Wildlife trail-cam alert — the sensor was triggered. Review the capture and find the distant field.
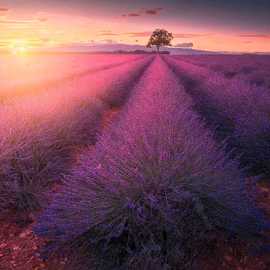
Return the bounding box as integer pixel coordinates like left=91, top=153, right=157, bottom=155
left=0, top=54, right=270, bottom=270
left=174, top=54, right=270, bottom=88
left=0, top=53, right=142, bottom=100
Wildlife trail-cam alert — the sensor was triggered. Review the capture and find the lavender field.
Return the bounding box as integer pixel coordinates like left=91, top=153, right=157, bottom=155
left=1, top=54, right=270, bottom=270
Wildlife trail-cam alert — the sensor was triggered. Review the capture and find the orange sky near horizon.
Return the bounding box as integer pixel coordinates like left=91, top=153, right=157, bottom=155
left=0, top=4, right=269, bottom=53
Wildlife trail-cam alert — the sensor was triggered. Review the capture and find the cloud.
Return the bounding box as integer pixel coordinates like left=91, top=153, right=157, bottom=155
left=125, top=32, right=152, bottom=37
left=0, top=8, right=8, bottom=12
left=38, top=17, right=48, bottom=22
left=174, top=33, right=208, bottom=38
left=125, top=32, right=208, bottom=39
left=40, top=37, right=51, bottom=43
left=239, top=34, right=270, bottom=39
left=122, top=7, right=163, bottom=18
left=144, top=8, right=163, bottom=15
left=174, top=42, right=194, bottom=48
left=98, top=31, right=119, bottom=36
left=0, top=16, right=48, bottom=25
left=127, top=13, right=140, bottom=17
left=122, top=13, right=140, bottom=17
left=0, top=19, right=32, bottom=24
left=101, top=39, right=118, bottom=44
left=0, top=41, right=10, bottom=47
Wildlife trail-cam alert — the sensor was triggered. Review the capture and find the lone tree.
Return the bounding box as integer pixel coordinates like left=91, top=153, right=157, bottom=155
left=147, top=29, right=173, bottom=53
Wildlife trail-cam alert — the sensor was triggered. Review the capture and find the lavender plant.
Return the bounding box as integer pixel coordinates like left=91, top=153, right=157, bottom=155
left=0, top=98, right=106, bottom=218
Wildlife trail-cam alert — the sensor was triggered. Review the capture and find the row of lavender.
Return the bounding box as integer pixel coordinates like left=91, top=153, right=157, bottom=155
left=176, top=55, right=270, bottom=89
left=0, top=56, right=153, bottom=221
left=35, top=57, right=269, bottom=270
left=164, top=56, right=270, bottom=178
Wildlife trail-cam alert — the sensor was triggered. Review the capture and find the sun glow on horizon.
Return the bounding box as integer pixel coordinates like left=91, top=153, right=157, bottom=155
left=9, top=40, right=31, bottom=55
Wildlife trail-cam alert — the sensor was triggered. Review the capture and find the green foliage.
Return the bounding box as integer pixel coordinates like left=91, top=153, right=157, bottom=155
left=147, top=29, right=173, bottom=52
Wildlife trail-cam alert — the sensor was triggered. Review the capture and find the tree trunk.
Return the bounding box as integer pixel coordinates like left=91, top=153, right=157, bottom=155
left=156, top=45, right=160, bottom=53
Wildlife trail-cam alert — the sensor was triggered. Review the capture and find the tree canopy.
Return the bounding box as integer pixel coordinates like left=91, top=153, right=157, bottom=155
left=147, top=29, right=173, bottom=52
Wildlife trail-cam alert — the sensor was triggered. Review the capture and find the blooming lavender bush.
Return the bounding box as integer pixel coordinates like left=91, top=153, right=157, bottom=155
left=35, top=57, right=269, bottom=269
left=0, top=97, right=106, bottom=217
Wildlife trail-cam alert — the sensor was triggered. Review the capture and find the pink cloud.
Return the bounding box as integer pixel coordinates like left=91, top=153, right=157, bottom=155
left=0, top=16, right=48, bottom=25
left=98, top=31, right=119, bottom=36
left=239, top=34, right=270, bottom=39
left=0, top=19, right=32, bottom=24
left=38, top=17, right=48, bottom=22
left=125, top=32, right=152, bottom=37
left=173, top=33, right=207, bottom=38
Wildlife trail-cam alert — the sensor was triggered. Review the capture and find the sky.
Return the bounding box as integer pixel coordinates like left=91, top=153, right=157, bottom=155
left=0, top=0, right=270, bottom=53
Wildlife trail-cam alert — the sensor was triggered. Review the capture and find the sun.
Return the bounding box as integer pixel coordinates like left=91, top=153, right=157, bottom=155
left=9, top=40, right=30, bottom=55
